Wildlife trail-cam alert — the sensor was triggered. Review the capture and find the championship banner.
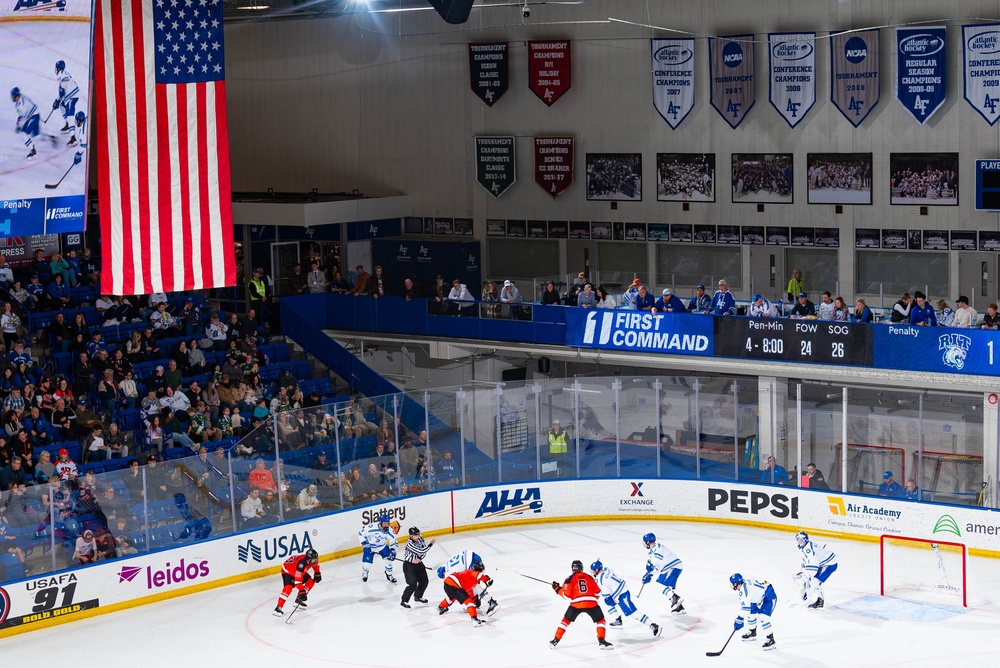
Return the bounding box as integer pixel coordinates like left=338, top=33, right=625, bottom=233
left=534, top=137, right=574, bottom=197
left=528, top=41, right=571, bottom=105
left=896, top=27, right=946, bottom=123
left=963, top=24, right=1000, bottom=126
left=768, top=32, right=815, bottom=128
left=830, top=29, right=880, bottom=126
left=468, top=42, right=509, bottom=107
left=475, top=137, right=515, bottom=198
left=709, top=35, right=755, bottom=128
left=651, top=38, right=695, bottom=129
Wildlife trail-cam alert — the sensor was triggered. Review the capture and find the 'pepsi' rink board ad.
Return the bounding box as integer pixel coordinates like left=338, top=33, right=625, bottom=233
left=0, top=0, right=94, bottom=238
left=564, top=309, right=1000, bottom=377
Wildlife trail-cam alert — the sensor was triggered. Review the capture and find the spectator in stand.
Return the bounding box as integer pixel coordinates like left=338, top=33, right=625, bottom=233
left=710, top=279, right=736, bottom=316
left=577, top=283, right=596, bottom=309
left=46, top=274, right=73, bottom=309
left=816, top=292, right=835, bottom=320
left=33, top=449, right=54, bottom=483
left=687, top=284, right=711, bottom=314
left=369, top=264, right=388, bottom=298
left=139, top=326, right=161, bottom=358
left=801, top=463, right=829, bottom=489
left=878, top=471, right=903, bottom=498
left=621, top=278, right=641, bottom=309
left=187, top=338, right=207, bottom=374
left=328, top=270, right=351, bottom=294
left=49, top=252, right=77, bottom=286
left=74, top=398, right=107, bottom=437
left=634, top=285, right=655, bottom=312
left=150, top=302, right=182, bottom=337
left=595, top=286, right=617, bottom=309
left=401, top=277, right=418, bottom=301
left=909, top=292, right=937, bottom=326
left=249, top=458, right=278, bottom=492
left=178, top=298, right=202, bottom=336
left=288, top=263, right=307, bottom=295
left=499, top=280, right=522, bottom=310
left=349, top=398, right=378, bottom=437
left=297, top=483, right=322, bottom=513
left=144, top=414, right=170, bottom=455
left=786, top=268, right=804, bottom=303
left=0, top=509, right=26, bottom=567
left=51, top=398, right=78, bottom=440
left=448, top=279, right=475, bottom=317
left=982, top=303, right=1000, bottom=330
left=10, top=280, right=35, bottom=314
left=349, top=265, right=371, bottom=295
left=26, top=276, right=45, bottom=309
left=567, top=272, right=588, bottom=306
left=94, top=294, right=112, bottom=320
left=241, top=487, right=267, bottom=527
left=80, top=248, right=100, bottom=287
left=163, top=359, right=183, bottom=391
left=540, top=281, right=562, bottom=306
left=147, top=365, right=167, bottom=398
left=247, top=267, right=269, bottom=324
left=205, top=314, right=229, bottom=351
left=0, top=256, right=13, bottom=290
left=790, top=292, right=816, bottom=318
left=653, top=288, right=684, bottom=314
left=0, top=456, right=26, bottom=489
left=480, top=280, right=500, bottom=318
left=936, top=299, right=955, bottom=327
left=97, top=369, right=121, bottom=416
left=760, top=455, right=788, bottom=485
left=890, top=292, right=913, bottom=323
left=54, top=447, right=78, bottom=480
left=437, top=450, right=459, bottom=488
left=113, top=519, right=137, bottom=557
left=428, top=275, right=449, bottom=314
left=853, top=299, right=873, bottom=323
left=73, top=529, right=98, bottom=564
left=125, top=330, right=145, bottom=362
left=832, top=297, right=850, bottom=322
left=307, top=261, right=327, bottom=294
left=119, top=370, right=138, bottom=409
left=955, top=296, right=978, bottom=328
left=105, top=422, right=127, bottom=459
left=162, top=386, right=191, bottom=413
left=903, top=479, right=921, bottom=501
left=749, top=293, right=779, bottom=318
left=0, top=303, right=19, bottom=351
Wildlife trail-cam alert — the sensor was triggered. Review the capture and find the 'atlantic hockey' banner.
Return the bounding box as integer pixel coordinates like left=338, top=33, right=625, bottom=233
left=468, top=43, right=509, bottom=107
left=534, top=136, right=574, bottom=197
left=768, top=33, right=815, bottom=128
left=475, top=137, right=515, bottom=198
left=528, top=41, right=571, bottom=106
left=896, top=27, right=946, bottom=123
left=830, top=29, right=880, bottom=126
left=963, top=24, right=1000, bottom=126
left=651, top=38, right=695, bottom=129
left=709, top=35, right=755, bottom=128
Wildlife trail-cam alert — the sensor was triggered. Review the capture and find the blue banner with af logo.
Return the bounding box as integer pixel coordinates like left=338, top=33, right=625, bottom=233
left=896, top=27, right=946, bottom=123
left=565, top=309, right=714, bottom=356
left=874, top=325, right=1000, bottom=375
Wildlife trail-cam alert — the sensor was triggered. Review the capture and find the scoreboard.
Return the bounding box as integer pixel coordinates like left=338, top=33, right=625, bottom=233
left=714, top=318, right=873, bottom=366
left=976, top=159, right=1000, bottom=211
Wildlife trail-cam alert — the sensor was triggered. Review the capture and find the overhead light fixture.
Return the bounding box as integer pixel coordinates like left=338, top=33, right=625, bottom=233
left=238, top=3, right=270, bottom=8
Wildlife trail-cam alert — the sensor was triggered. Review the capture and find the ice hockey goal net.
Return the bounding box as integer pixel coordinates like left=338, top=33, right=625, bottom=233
left=880, top=535, right=967, bottom=607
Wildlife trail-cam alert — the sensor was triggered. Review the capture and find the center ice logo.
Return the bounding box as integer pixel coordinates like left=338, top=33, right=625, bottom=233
left=938, top=334, right=970, bottom=370
left=475, top=488, right=543, bottom=519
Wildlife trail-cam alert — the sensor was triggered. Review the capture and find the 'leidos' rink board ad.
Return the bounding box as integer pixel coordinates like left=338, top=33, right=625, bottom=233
left=1, top=479, right=999, bottom=636
left=0, top=0, right=92, bottom=238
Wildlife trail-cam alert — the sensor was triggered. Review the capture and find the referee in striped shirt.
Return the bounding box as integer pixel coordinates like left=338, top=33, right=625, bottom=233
left=400, top=526, right=435, bottom=608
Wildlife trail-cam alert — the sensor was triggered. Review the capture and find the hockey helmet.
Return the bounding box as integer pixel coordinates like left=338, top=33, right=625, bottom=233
left=9, top=87, right=20, bottom=100
left=469, top=550, right=483, bottom=567
left=590, top=559, right=603, bottom=575
left=378, top=513, right=390, bottom=526
left=408, top=526, right=421, bottom=537
left=643, top=532, right=656, bottom=547
left=729, top=573, right=745, bottom=590
left=55, top=60, right=65, bottom=73
left=472, top=560, right=486, bottom=572
left=305, top=548, right=319, bottom=562
left=795, top=531, right=809, bottom=548
left=75, top=111, right=86, bottom=123
left=571, top=559, right=584, bottom=572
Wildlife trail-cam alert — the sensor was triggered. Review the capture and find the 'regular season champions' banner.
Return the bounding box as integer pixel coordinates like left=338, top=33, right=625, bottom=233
left=768, top=33, right=815, bottom=128
left=534, top=136, right=573, bottom=197
left=528, top=41, right=571, bottom=106
left=709, top=35, right=755, bottom=128
left=896, top=27, right=946, bottom=123
left=475, top=136, right=515, bottom=198
left=468, top=42, right=509, bottom=107
left=651, top=38, right=695, bottom=129
left=830, top=29, right=880, bottom=126
left=963, top=24, right=1000, bottom=126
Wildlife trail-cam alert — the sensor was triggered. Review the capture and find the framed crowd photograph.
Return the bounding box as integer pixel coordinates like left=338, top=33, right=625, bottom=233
left=648, top=223, right=669, bottom=241
left=434, top=217, right=454, bottom=235
left=806, top=153, right=872, bottom=204
left=453, top=218, right=473, bottom=236
left=656, top=153, right=716, bottom=202
left=527, top=220, right=547, bottom=238
left=568, top=221, right=590, bottom=239
left=591, top=221, right=612, bottom=239
left=889, top=153, right=959, bottom=206
left=547, top=221, right=568, bottom=238
left=732, top=153, right=793, bottom=204
left=486, top=219, right=507, bottom=237
left=506, top=219, right=527, bottom=237
left=586, top=153, right=642, bottom=201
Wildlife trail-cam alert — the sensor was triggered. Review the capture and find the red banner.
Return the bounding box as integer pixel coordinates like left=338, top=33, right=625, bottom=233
left=528, top=41, right=571, bottom=105
left=534, top=136, right=574, bottom=197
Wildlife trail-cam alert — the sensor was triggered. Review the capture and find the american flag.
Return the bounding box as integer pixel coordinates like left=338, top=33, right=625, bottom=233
left=95, top=0, right=236, bottom=295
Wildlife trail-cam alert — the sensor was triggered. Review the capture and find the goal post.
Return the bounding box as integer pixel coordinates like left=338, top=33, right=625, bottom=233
left=880, top=535, right=967, bottom=607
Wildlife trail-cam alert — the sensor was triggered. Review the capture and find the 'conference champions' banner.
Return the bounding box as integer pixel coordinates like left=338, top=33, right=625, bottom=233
left=475, top=136, right=515, bottom=198
left=963, top=24, right=1000, bottom=126
left=895, top=27, right=946, bottom=123
left=830, top=29, right=880, bottom=126
left=468, top=42, right=509, bottom=107
left=709, top=35, right=755, bottom=128
left=768, top=32, right=816, bottom=127
left=651, top=38, right=695, bottom=129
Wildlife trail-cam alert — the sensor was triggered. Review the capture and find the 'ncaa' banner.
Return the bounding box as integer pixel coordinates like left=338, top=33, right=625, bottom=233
left=830, top=29, right=880, bottom=126
left=468, top=43, right=509, bottom=107
left=565, top=309, right=713, bottom=356
left=895, top=27, right=946, bottom=123
left=709, top=35, right=755, bottom=128
left=528, top=41, right=571, bottom=105
left=651, top=38, right=695, bottom=129
left=768, top=32, right=816, bottom=128
left=963, top=24, right=1000, bottom=125
left=534, top=137, right=574, bottom=197
left=475, top=137, right=515, bottom=198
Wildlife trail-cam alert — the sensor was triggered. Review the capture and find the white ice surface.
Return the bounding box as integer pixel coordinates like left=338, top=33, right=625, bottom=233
left=3, top=520, right=1000, bottom=666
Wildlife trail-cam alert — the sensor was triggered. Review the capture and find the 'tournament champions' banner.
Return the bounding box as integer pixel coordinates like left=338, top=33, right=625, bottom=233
left=651, top=38, right=695, bottom=129
left=534, top=136, right=574, bottom=197
left=468, top=42, right=509, bottom=107
left=709, top=35, right=755, bottom=128
left=963, top=24, right=1000, bottom=125
left=528, top=41, right=571, bottom=105
left=768, top=32, right=815, bottom=128
left=475, top=136, right=515, bottom=198
left=895, top=27, right=946, bottom=123
left=830, top=29, right=880, bottom=126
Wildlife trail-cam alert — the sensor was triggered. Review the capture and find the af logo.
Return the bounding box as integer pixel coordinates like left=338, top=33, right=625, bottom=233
left=666, top=101, right=681, bottom=119
left=913, top=96, right=929, bottom=116
left=848, top=96, right=866, bottom=116
left=984, top=93, right=1000, bottom=115
left=726, top=100, right=742, bottom=118
left=786, top=99, right=801, bottom=117
left=938, top=333, right=971, bottom=371
left=397, top=245, right=409, bottom=257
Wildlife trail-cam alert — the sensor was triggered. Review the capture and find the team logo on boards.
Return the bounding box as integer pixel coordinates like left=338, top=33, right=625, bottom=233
left=475, top=487, right=543, bottom=519
left=932, top=514, right=962, bottom=537
left=938, top=334, right=970, bottom=371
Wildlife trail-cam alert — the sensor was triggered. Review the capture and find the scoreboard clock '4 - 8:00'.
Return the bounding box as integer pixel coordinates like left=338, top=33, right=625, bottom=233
left=714, top=318, right=874, bottom=366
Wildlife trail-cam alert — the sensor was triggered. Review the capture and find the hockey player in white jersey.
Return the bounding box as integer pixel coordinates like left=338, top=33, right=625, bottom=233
left=358, top=513, right=400, bottom=583
left=436, top=549, right=498, bottom=616
left=590, top=560, right=661, bottom=637
left=53, top=60, right=80, bottom=133
left=641, top=532, right=686, bottom=614
left=10, top=87, right=40, bottom=161
left=731, top=573, right=777, bottom=651
left=794, top=531, right=838, bottom=609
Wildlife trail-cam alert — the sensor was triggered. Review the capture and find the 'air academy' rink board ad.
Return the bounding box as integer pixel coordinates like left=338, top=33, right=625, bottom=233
left=0, top=0, right=92, bottom=238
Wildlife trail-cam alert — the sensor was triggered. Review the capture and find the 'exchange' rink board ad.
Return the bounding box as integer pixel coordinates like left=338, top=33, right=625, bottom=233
left=0, top=0, right=92, bottom=237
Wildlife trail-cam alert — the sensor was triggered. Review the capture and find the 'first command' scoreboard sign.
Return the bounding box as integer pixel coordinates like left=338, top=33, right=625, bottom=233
left=976, top=158, right=1000, bottom=210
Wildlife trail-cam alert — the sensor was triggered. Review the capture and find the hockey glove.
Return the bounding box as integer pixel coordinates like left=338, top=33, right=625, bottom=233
left=604, top=596, right=615, bottom=607
left=734, top=616, right=744, bottom=631
left=387, top=549, right=396, bottom=561
left=437, top=566, right=446, bottom=579
left=474, top=596, right=482, bottom=608
left=641, top=572, right=652, bottom=584
left=73, top=152, right=82, bottom=165
left=53, top=99, right=61, bottom=110
left=484, top=577, right=493, bottom=588
left=362, top=546, right=373, bottom=561
left=551, top=581, right=561, bottom=593
left=313, top=573, right=322, bottom=583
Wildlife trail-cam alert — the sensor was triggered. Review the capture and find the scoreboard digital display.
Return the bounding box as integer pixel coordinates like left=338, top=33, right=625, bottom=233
left=714, top=318, right=874, bottom=366
left=976, top=159, right=1000, bottom=211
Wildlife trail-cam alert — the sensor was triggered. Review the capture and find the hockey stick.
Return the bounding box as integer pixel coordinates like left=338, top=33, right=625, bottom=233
left=284, top=603, right=301, bottom=624
left=45, top=160, right=76, bottom=190
left=515, top=571, right=552, bottom=586
left=637, top=582, right=646, bottom=598
left=706, top=629, right=737, bottom=657
left=44, top=107, right=56, bottom=124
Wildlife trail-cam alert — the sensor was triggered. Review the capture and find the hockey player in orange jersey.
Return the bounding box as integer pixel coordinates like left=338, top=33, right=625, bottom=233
left=273, top=548, right=321, bottom=616
left=438, top=560, right=492, bottom=627
left=549, top=559, right=613, bottom=650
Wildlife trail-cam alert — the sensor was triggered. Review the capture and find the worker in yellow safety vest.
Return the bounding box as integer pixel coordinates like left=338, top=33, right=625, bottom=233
left=547, top=419, right=568, bottom=456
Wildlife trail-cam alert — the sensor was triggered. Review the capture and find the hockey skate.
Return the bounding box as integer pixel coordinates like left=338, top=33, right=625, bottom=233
left=438, top=605, right=449, bottom=615
left=272, top=606, right=283, bottom=617
left=670, top=594, right=686, bottom=615
left=608, top=615, right=623, bottom=627
left=598, top=638, right=614, bottom=651
left=650, top=623, right=662, bottom=638
left=762, top=634, right=776, bottom=651
left=26, top=147, right=36, bottom=161
left=385, top=572, right=397, bottom=583
left=60, top=123, right=70, bottom=133
left=67, top=135, right=77, bottom=147
left=294, top=593, right=308, bottom=607
left=362, top=572, right=369, bottom=582
left=400, top=601, right=411, bottom=609
left=741, top=628, right=757, bottom=642
left=414, top=597, right=429, bottom=603
left=549, top=638, right=560, bottom=649
left=484, top=598, right=500, bottom=617
left=808, top=597, right=824, bottom=609
left=472, top=617, right=486, bottom=628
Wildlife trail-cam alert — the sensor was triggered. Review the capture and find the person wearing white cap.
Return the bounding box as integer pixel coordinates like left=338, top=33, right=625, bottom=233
left=73, top=529, right=98, bottom=564
left=653, top=287, right=685, bottom=314
left=748, top=294, right=778, bottom=318
left=547, top=418, right=568, bottom=457
left=297, top=483, right=322, bottom=512
left=500, top=280, right=523, bottom=319
left=710, top=279, right=736, bottom=316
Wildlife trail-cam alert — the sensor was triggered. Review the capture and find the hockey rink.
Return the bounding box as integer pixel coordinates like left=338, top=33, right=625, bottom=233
left=3, top=519, right=1000, bottom=666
